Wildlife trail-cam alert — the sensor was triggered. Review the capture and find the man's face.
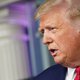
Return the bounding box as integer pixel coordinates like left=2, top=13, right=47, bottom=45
left=39, top=9, right=80, bottom=67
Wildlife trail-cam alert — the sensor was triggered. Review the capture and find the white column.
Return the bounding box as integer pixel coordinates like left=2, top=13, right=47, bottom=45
left=0, top=22, right=31, bottom=80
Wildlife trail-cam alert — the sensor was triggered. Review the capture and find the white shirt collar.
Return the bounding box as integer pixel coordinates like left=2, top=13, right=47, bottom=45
left=65, top=68, right=76, bottom=80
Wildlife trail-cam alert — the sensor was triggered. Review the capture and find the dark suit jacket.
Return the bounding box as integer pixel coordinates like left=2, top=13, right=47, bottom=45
left=33, top=64, right=67, bottom=80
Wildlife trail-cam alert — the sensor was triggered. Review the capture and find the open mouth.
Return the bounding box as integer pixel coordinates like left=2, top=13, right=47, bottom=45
left=49, top=49, right=58, bottom=56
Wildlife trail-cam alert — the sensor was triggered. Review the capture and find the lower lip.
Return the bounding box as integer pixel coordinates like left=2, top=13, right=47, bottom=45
left=50, top=51, right=57, bottom=57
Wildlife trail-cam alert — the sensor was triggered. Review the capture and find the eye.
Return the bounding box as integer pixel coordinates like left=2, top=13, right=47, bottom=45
left=41, top=29, right=44, bottom=34
left=39, top=29, right=44, bottom=38
left=48, top=27, right=57, bottom=33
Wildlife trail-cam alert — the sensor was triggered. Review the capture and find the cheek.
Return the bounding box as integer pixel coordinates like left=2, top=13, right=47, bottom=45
left=54, top=32, right=80, bottom=59
left=54, top=36, right=70, bottom=52
left=54, top=32, right=78, bottom=53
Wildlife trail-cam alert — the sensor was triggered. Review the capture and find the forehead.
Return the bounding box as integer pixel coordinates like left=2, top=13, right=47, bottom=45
left=39, top=8, right=68, bottom=30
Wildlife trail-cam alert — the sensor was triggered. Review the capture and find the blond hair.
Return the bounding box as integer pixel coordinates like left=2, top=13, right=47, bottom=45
left=35, top=0, right=80, bottom=20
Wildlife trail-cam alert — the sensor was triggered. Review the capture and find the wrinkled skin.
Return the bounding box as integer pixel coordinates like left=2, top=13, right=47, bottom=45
left=39, top=8, right=80, bottom=68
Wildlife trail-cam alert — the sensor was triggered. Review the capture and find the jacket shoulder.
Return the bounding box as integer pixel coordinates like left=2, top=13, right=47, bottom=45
left=33, top=64, right=67, bottom=80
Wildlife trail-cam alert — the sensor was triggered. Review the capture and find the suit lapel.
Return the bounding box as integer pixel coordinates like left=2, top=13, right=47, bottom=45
left=33, top=64, right=67, bottom=80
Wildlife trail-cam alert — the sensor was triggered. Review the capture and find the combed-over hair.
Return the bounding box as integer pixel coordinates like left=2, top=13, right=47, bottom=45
left=35, top=0, right=80, bottom=20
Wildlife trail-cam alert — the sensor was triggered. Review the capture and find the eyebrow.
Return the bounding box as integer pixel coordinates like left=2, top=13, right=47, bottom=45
left=45, top=26, right=55, bottom=29
left=39, top=25, right=55, bottom=31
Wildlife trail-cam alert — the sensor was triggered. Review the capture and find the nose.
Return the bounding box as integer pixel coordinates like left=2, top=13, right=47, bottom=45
left=42, top=32, right=53, bottom=45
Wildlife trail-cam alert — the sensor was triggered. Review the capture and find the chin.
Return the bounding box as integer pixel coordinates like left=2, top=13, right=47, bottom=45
left=53, top=56, right=66, bottom=65
left=54, top=57, right=79, bottom=68
left=53, top=54, right=67, bottom=65
left=54, top=58, right=64, bottom=65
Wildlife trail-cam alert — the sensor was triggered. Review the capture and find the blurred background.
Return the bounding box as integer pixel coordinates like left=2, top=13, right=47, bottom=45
left=0, top=0, right=55, bottom=80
